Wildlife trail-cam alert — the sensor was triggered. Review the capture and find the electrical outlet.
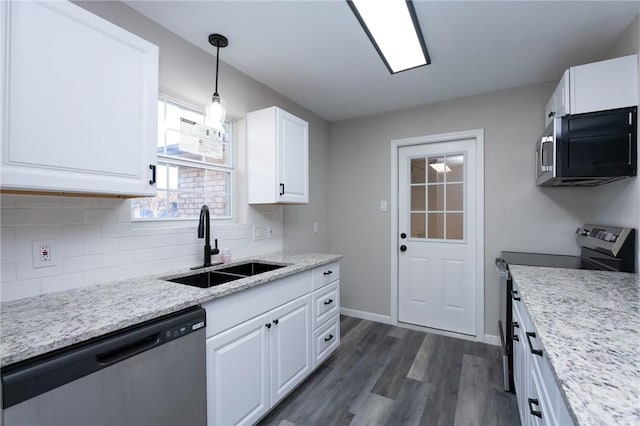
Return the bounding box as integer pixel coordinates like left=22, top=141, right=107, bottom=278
left=267, top=226, right=273, bottom=238
left=253, top=225, right=266, bottom=241
left=32, top=240, right=57, bottom=268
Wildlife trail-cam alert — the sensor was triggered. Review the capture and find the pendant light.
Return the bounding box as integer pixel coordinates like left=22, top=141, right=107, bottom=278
left=206, top=33, right=228, bottom=133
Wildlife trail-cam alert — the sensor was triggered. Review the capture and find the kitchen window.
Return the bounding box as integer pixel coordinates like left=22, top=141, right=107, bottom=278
left=131, top=98, right=233, bottom=220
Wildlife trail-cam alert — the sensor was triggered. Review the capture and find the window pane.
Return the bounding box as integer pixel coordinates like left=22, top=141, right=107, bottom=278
left=428, top=184, right=444, bottom=211
left=446, top=183, right=463, bottom=211
left=428, top=213, right=444, bottom=239
left=428, top=157, right=446, bottom=183
left=447, top=213, right=464, bottom=240
left=411, top=185, right=425, bottom=211
left=411, top=213, right=426, bottom=238
left=447, top=155, right=464, bottom=182
left=411, top=158, right=425, bottom=184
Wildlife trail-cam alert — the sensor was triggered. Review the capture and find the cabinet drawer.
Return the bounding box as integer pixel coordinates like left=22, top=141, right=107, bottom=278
left=312, top=314, right=340, bottom=368
left=312, top=262, right=340, bottom=290
left=312, top=281, right=339, bottom=330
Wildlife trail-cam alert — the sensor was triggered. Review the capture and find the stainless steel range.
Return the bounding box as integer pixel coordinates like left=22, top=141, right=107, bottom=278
left=495, top=224, right=636, bottom=392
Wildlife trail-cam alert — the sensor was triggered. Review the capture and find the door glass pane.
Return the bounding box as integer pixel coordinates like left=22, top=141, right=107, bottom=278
left=411, top=213, right=426, bottom=238
left=411, top=159, right=425, bottom=184
left=428, top=213, right=444, bottom=239
left=428, top=184, right=444, bottom=211
left=446, top=155, right=464, bottom=182
left=446, top=184, right=463, bottom=211
left=411, top=186, right=426, bottom=211
left=447, top=213, right=464, bottom=240
left=427, top=157, right=446, bottom=183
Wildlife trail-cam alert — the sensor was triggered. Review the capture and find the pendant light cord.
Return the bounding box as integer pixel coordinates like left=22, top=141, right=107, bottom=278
left=214, top=44, right=220, bottom=97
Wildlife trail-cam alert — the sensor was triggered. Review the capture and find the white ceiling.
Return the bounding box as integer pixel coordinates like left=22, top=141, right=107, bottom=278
left=123, top=0, right=640, bottom=122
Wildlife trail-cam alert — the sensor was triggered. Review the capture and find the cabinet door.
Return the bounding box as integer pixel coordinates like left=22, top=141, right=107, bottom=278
left=0, top=0, right=158, bottom=196
left=269, top=294, right=312, bottom=405
left=206, top=313, right=270, bottom=426
left=276, top=108, right=309, bottom=203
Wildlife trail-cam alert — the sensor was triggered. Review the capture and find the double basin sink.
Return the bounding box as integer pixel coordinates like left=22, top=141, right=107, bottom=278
left=166, top=262, right=285, bottom=289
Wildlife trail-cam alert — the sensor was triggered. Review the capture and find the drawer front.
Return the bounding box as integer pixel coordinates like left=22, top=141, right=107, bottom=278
left=312, top=261, right=340, bottom=290
left=312, top=314, right=340, bottom=368
left=312, top=281, right=339, bottom=330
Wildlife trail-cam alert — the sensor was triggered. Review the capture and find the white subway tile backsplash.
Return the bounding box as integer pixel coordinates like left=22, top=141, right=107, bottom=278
left=84, top=238, right=119, bottom=254
left=1, top=279, right=42, bottom=302
left=63, top=254, right=102, bottom=273
left=102, top=251, right=134, bottom=267
left=1, top=194, right=283, bottom=300
left=63, top=224, right=101, bottom=240
left=1, top=210, right=39, bottom=227
left=41, top=273, right=84, bottom=294
left=62, top=197, right=101, bottom=209
left=37, top=208, right=83, bottom=225
left=15, top=196, right=62, bottom=209
left=1, top=263, right=17, bottom=282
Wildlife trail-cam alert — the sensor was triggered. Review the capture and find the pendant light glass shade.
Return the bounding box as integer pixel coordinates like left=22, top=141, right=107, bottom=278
left=206, top=94, right=226, bottom=132
left=206, top=33, right=228, bottom=133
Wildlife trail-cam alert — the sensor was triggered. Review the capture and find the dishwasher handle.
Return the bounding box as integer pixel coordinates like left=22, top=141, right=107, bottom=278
left=96, top=333, right=161, bottom=367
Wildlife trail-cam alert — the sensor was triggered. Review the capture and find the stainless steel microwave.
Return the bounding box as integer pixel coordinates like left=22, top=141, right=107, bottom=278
left=536, top=106, right=637, bottom=187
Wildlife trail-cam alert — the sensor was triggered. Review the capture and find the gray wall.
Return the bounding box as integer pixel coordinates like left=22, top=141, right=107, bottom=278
left=328, top=82, right=596, bottom=336
left=587, top=15, right=640, bottom=270
left=76, top=1, right=331, bottom=254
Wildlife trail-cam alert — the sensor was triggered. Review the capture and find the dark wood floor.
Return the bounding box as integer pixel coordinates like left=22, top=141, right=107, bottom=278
left=259, top=316, right=520, bottom=426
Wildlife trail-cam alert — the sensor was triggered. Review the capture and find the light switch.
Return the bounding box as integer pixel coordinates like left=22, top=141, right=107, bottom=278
left=313, top=222, right=319, bottom=233
left=380, top=201, right=388, bottom=212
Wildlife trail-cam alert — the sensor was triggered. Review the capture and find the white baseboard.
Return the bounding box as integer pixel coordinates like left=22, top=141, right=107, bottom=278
left=340, top=307, right=392, bottom=324
left=483, top=334, right=501, bottom=346
left=341, top=307, right=502, bottom=347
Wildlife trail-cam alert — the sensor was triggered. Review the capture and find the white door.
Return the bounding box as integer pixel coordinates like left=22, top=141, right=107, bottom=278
left=206, top=313, right=270, bottom=426
left=398, top=139, right=477, bottom=335
left=269, top=295, right=312, bottom=404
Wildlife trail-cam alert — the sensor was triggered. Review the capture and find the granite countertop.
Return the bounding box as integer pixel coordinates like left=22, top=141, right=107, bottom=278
left=0, top=252, right=341, bottom=367
left=509, top=265, right=639, bottom=425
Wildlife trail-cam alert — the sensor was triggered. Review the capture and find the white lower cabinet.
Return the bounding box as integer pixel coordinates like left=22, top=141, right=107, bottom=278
left=203, top=263, right=340, bottom=425
left=512, top=282, right=573, bottom=426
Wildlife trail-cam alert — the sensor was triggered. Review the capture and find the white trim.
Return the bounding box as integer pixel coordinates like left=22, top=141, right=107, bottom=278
left=483, top=334, right=501, bottom=346
left=340, top=307, right=392, bottom=324
left=390, top=129, right=485, bottom=339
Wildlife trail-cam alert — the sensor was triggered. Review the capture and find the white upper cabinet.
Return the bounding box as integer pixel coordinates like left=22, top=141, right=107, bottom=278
left=247, top=106, right=309, bottom=204
left=570, top=54, right=638, bottom=115
left=544, top=54, right=638, bottom=127
left=0, top=0, right=159, bottom=196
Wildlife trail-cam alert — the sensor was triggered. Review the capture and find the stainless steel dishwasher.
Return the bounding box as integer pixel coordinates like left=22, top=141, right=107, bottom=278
left=2, top=306, right=207, bottom=426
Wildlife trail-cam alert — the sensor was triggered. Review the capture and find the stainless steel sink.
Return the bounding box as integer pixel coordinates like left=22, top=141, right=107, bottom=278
left=167, top=271, right=242, bottom=288
left=165, top=262, right=285, bottom=289
left=217, top=262, right=285, bottom=276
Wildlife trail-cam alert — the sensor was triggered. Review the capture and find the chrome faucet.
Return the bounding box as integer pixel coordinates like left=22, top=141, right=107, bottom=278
left=197, top=205, right=219, bottom=268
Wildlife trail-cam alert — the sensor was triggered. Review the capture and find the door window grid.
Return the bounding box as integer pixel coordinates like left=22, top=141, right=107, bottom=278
left=409, top=154, right=464, bottom=240
left=132, top=98, right=234, bottom=221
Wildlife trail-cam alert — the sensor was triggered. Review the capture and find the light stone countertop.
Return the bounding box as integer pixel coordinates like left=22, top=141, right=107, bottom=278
left=0, top=252, right=341, bottom=367
left=509, top=265, right=640, bottom=426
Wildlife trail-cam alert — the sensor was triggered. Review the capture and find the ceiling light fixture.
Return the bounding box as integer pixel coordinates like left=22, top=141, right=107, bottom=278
left=429, top=163, right=451, bottom=173
left=206, top=33, right=228, bottom=133
left=347, top=0, right=430, bottom=74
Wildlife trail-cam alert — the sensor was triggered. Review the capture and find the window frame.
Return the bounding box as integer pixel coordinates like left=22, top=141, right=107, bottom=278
left=131, top=96, right=235, bottom=222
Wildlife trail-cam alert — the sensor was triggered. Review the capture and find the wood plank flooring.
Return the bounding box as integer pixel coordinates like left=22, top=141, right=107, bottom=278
left=259, top=316, right=520, bottom=426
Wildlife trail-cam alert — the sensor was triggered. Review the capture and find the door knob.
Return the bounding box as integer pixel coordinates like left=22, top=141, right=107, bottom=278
left=400, top=232, right=407, bottom=239
left=400, top=245, right=407, bottom=252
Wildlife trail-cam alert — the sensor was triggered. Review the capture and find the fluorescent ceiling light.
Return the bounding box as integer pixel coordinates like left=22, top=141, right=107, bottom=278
left=429, top=163, right=451, bottom=173
left=348, top=0, right=430, bottom=74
